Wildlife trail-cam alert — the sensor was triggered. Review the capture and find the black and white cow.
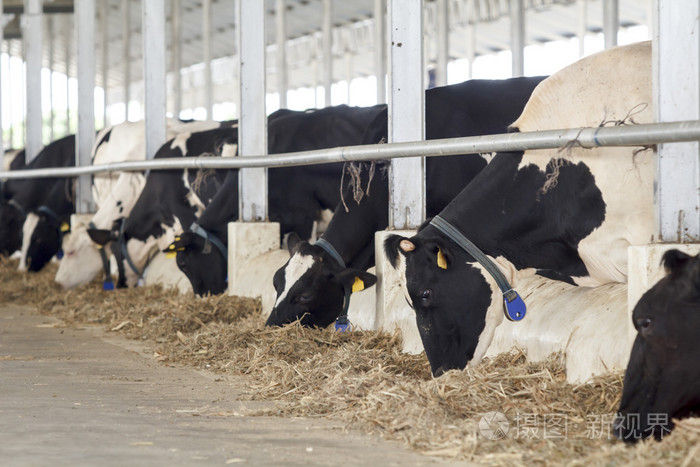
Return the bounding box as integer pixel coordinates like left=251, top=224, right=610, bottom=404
left=266, top=76, right=547, bottom=328
left=0, top=148, right=27, bottom=256
left=169, top=104, right=388, bottom=296
left=613, top=249, right=700, bottom=443
left=87, top=123, right=237, bottom=288
left=0, top=135, right=76, bottom=271
left=383, top=41, right=654, bottom=376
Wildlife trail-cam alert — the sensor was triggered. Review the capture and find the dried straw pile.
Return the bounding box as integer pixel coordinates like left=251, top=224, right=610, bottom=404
left=2, top=257, right=699, bottom=466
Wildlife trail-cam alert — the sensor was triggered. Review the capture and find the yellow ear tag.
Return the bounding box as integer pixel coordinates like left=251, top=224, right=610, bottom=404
left=352, top=277, right=365, bottom=293
left=437, top=248, right=447, bottom=269
left=165, top=251, right=177, bottom=259
left=60, top=222, right=70, bottom=232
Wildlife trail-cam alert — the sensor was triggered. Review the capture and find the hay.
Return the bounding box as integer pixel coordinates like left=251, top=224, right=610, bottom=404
left=1, top=257, right=698, bottom=465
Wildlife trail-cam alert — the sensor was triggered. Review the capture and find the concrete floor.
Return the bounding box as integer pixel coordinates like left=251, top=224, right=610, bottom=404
left=0, top=304, right=469, bottom=467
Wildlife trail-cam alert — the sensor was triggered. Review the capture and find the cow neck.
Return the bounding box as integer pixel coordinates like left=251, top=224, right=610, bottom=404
left=190, top=222, right=228, bottom=261
left=429, top=215, right=526, bottom=322
left=314, top=238, right=352, bottom=332
left=88, top=221, right=115, bottom=291
left=117, top=217, right=156, bottom=283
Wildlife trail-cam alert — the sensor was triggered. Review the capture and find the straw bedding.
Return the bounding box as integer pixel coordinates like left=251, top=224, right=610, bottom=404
left=1, top=256, right=698, bottom=466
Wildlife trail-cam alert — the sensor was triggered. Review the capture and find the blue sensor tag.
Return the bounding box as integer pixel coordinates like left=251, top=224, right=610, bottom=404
left=503, top=289, right=526, bottom=322
left=335, top=316, right=351, bottom=332
left=103, top=280, right=115, bottom=291
left=56, top=250, right=64, bottom=260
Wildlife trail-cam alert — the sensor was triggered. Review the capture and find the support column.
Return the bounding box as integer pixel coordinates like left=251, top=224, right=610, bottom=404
left=377, top=0, right=425, bottom=331
left=76, top=0, right=96, bottom=213
left=322, top=0, right=332, bottom=107
left=64, top=14, right=71, bottom=135
left=466, top=0, right=475, bottom=79
left=23, top=0, right=42, bottom=161
left=276, top=0, right=288, bottom=109
left=510, top=0, right=524, bottom=77
left=48, top=14, right=54, bottom=142
left=0, top=0, right=3, bottom=159
left=142, top=0, right=166, bottom=159
left=577, top=0, right=587, bottom=58
left=171, top=0, right=182, bottom=119
left=122, top=0, right=131, bottom=121
left=203, top=0, right=212, bottom=119
left=435, top=0, right=448, bottom=86
left=374, top=0, right=385, bottom=104
left=101, top=0, right=109, bottom=128
left=603, top=0, right=618, bottom=49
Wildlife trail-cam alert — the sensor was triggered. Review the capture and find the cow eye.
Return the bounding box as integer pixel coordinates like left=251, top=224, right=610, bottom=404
left=636, top=317, right=652, bottom=334
left=295, top=294, right=313, bottom=304
left=420, top=289, right=432, bottom=305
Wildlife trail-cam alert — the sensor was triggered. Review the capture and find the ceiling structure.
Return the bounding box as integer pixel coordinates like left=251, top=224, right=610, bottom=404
left=1, top=0, right=651, bottom=106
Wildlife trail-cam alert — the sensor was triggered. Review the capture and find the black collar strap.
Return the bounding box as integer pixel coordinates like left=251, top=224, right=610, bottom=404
left=117, top=218, right=155, bottom=284
left=8, top=199, right=27, bottom=218
left=429, top=215, right=526, bottom=322
left=315, top=238, right=352, bottom=332
left=88, top=221, right=114, bottom=290
left=189, top=222, right=228, bottom=260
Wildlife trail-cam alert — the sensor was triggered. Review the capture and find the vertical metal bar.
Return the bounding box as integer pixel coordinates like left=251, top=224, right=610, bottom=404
left=388, top=0, right=424, bottom=229
left=101, top=0, right=109, bottom=128
left=603, top=0, right=619, bottom=49
left=122, top=0, right=131, bottom=121
left=64, top=14, right=71, bottom=135
left=76, top=0, right=96, bottom=213
left=0, top=0, right=4, bottom=158
left=23, top=0, right=42, bottom=161
left=7, top=44, right=13, bottom=149
left=374, top=0, right=385, bottom=104
left=171, top=0, right=181, bottom=119
left=510, top=0, right=524, bottom=77
left=48, top=14, right=54, bottom=142
left=577, top=0, right=587, bottom=58
left=653, top=0, right=700, bottom=242
left=276, top=0, right=288, bottom=109
left=142, top=0, right=166, bottom=160
left=322, top=0, right=332, bottom=107
left=435, top=0, right=448, bottom=86
left=466, top=0, right=475, bottom=79
left=203, top=0, right=212, bottom=119
left=237, top=0, right=267, bottom=222
left=345, top=51, right=352, bottom=104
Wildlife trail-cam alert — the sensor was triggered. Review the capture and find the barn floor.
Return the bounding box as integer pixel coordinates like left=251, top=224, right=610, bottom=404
left=0, top=304, right=465, bottom=467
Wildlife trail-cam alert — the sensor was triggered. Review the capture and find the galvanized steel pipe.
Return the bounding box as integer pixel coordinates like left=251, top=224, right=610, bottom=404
left=1, top=119, right=699, bottom=180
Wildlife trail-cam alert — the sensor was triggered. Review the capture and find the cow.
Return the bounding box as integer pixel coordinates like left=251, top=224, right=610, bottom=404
left=167, top=104, right=388, bottom=296
left=0, top=148, right=26, bottom=256
left=383, top=41, right=654, bottom=376
left=86, top=123, right=238, bottom=289
left=0, top=135, right=76, bottom=271
left=265, top=76, right=547, bottom=328
left=613, top=249, right=700, bottom=442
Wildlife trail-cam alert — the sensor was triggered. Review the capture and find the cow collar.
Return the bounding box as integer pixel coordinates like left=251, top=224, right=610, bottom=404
left=117, top=217, right=156, bottom=284
left=8, top=199, right=27, bottom=218
left=429, top=215, right=526, bottom=322
left=88, top=221, right=115, bottom=291
left=314, top=238, right=352, bottom=332
left=189, top=222, right=228, bottom=261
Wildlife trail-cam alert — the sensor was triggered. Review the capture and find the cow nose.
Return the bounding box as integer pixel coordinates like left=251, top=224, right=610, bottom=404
left=611, top=415, right=626, bottom=441
left=433, top=366, right=447, bottom=378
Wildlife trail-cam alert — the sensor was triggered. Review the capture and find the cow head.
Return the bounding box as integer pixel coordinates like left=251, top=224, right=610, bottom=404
left=266, top=233, right=377, bottom=328
left=55, top=223, right=105, bottom=289
left=26, top=210, right=70, bottom=272
left=383, top=231, right=503, bottom=376
left=613, top=249, right=700, bottom=443
left=165, top=231, right=228, bottom=296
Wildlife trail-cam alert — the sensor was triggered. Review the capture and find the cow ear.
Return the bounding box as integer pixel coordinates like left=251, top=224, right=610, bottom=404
left=163, top=234, right=190, bottom=255
left=286, top=232, right=302, bottom=254
left=335, top=268, right=377, bottom=292
left=383, top=234, right=416, bottom=269
left=661, top=249, right=693, bottom=274
left=87, top=228, right=113, bottom=246
left=425, top=239, right=453, bottom=270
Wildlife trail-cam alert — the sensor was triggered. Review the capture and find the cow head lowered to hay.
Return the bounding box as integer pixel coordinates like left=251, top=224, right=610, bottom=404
left=613, top=249, right=700, bottom=443
left=384, top=41, right=655, bottom=377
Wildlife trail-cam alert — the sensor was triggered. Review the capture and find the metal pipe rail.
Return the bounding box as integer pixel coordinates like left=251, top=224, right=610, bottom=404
left=1, top=119, right=699, bottom=180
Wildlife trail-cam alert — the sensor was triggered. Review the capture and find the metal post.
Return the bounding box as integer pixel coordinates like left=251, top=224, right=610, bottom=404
left=64, top=14, right=71, bottom=135
left=577, top=0, right=587, bottom=58
left=653, top=0, right=700, bottom=242
left=345, top=51, right=352, bottom=104
left=48, top=14, right=54, bottom=142
left=237, top=0, right=267, bottom=221
left=122, top=0, right=131, bottom=121
left=171, top=0, right=181, bottom=119
left=603, top=0, right=618, bottom=49
left=23, top=0, right=42, bottom=161
left=276, top=0, right=288, bottom=109
left=101, top=0, right=109, bottom=128
left=7, top=44, right=13, bottom=149
left=435, top=0, right=448, bottom=86
left=142, top=0, right=166, bottom=159
left=322, top=0, right=332, bottom=107
left=0, top=0, right=4, bottom=158
left=510, top=0, right=524, bottom=77
left=374, top=0, right=385, bottom=104
left=466, top=0, right=475, bottom=79
left=388, top=0, right=424, bottom=229
left=76, top=0, right=96, bottom=213
left=203, top=0, right=212, bottom=119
